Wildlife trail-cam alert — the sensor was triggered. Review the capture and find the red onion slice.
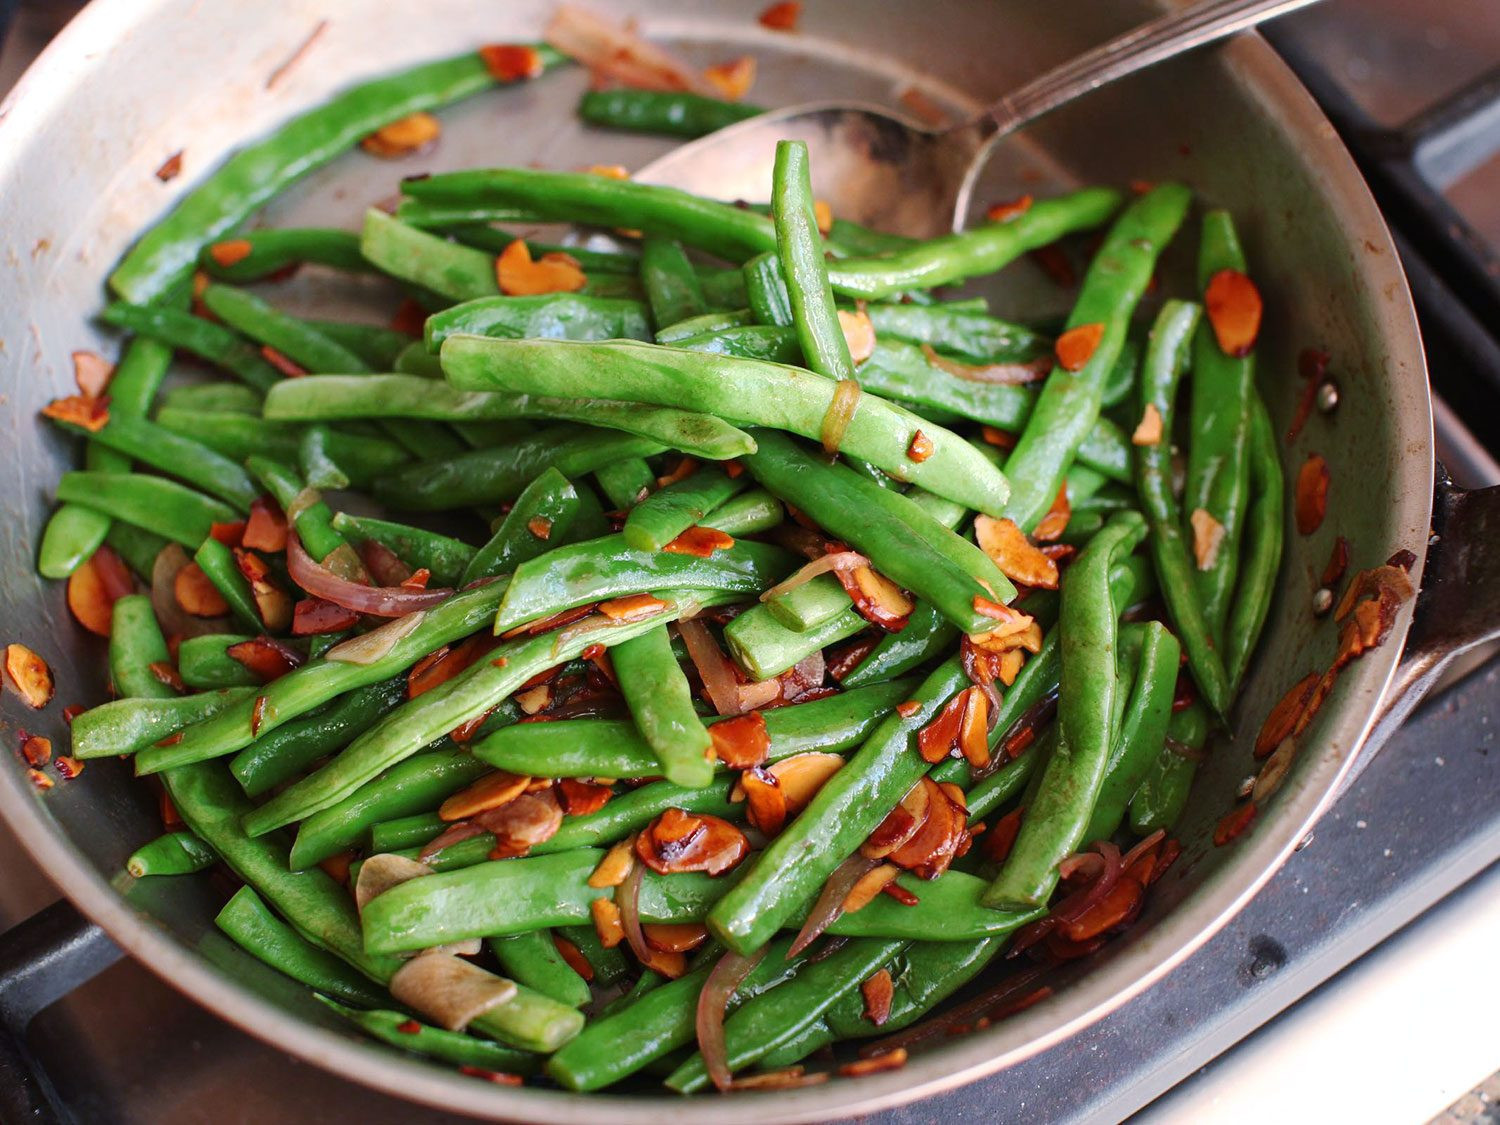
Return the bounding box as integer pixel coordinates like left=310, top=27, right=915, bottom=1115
left=617, top=858, right=653, bottom=966
left=419, top=820, right=486, bottom=865
left=678, top=619, right=778, bottom=716
left=698, top=947, right=768, bottom=1092
left=788, top=853, right=880, bottom=958
left=820, top=379, right=862, bottom=455
left=286, top=532, right=452, bottom=617
left=323, top=610, right=426, bottom=665
left=1050, top=841, right=1122, bottom=925
left=1119, top=829, right=1166, bottom=875
left=758, top=551, right=870, bottom=603
left=921, top=343, right=1049, bottom=385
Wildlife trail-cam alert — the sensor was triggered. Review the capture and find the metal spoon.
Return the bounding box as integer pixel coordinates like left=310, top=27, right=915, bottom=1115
left=636, top=0, right=1320, bottom=237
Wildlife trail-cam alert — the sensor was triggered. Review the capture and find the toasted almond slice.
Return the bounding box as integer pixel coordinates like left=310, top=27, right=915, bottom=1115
left=360, top=112, right=442, bottom=158
left=841, top=863, right=901, bottom=914
left=1055, top=322, right=1105, bottom=371
left=1295, top=454, right=1330, bottom=535
left=1204, top=268, right=1263, bottom=357
left=389, top=953, right=517, bottom=1032
left=1132, top=402, right=1164, bottom=446
left=1190, top=508, right=1226, bottom=570
left=354, top=853, right=434, bottom=913
left=588, top=836, right=637, bottom=888
left=438, top=770, right=531, bottom=822
left=837, top=308, right=875, bottom=364
left=4, top=645, right=54, bottom=709
left=974, top=515, right=1059, bottom=590
left=591, top=896, right=625, bottom=948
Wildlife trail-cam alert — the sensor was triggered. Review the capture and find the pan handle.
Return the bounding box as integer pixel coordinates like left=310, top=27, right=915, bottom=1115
left=1342, top=465, right=1500, bottom=789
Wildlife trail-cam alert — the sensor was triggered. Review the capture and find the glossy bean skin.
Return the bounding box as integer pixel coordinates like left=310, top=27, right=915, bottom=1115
left=1133, top=300, right=1232, bottom=717
left=329, top=514, right=475, bottom=587
left=55, top=471, right=237, bottom=548
left=70, top=688, right=257, bottom=759
left=863, top=303, right=1047, bottom=363
left=108, top=593, right=177, bottom=701
left=1225, top=397, right=1285, bottom=692
left=640, top=236, right=708, bottom=330
left=440, top=336, right=1012, bottom=516
left=612, top=624, right=715, bottom=788
left=126, top=830, right=217, bottom=877
left=594, top=458, right=657, bottom=510
left=984, top=511, right=1147, bottom=910
left=177, top=633, right=263, bottom=689
left=99, top=302, right=283, bottom=391
left=155, top=410, right=411, bottom=487
left=1129, top=701, right=1211, bottom=834
left=462, top=467, right=588, bottom=585
left=315, top=995, right=538, bottom=1074
left=202, top=284, right=371, bottom=374
left=423, top=294, right=651, bottom=349
left=198, top=228, right=369, bottom=281
left=1001, top=184, right=1192, bottom=531
left=723, top=601, right=867, bottom=682
left=621, top=467, right=748, bottom=552
left=488, top=931, right=592, bottom=1008
left=194, top=537, right=264, bottom=632
left=577, top=88, right=762, bottom=138
left=742, top=252, right=793, bottom=327
left=773, top=141, right=856, bottom=383
left=700, top=488, right=784, bottom=537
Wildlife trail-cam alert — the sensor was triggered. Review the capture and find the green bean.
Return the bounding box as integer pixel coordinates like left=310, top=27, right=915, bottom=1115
left=863, top=304, right=1047, bottom=363
left=240, top=592, right=719, bottom=833
left=315, top=995, right=538, bottom=1074
left=361, top=209, right=499, bottom=301
left=199, top=228, right=369, bottom=282
left=308, top=320, right=416, bottom=369
left=823, top=871, right=1038, bottom=941
left=133, top=580, right=507, bottom=771
left=742, top=429, right=1014, bottom=633
left=154, top=409, right=410, bottom=486
left=39, top=332, right=177, bottom=578
left=826, top=218, right=918, bottom=257
left=707, top=658, right=964, bottom=954
left=403, top=167, right=780, bottom=264
left=547, top=966, right=712, bottom=1090
left=193, top=537, right=263, bottom=632
left=110, top=47, right=566, bottom=302
left=462, top=468, right=584, bottom=584
left=984, top=511, right=1146, bottom=910
left=701, top=488, right=783, bottom=537
left=492, top=535, right=792, bottom=633
left=473, top=680, right=913, bottom=779
left=1225, top=396, right=1284, bottom=691
left=325, top=514, right=473, bottom=587
left=640, top=236, right=708, bottom=330
left=126, top=830, right=216, bottom=877
left=230, top=676, right=408, bottom=797
left=165, top=759, right=581, bottom=1051
left=265, top=374, right=752, bottom=461
left=299, top=425, right=349, bottom=490
left=48, top=412, right=258, bottom=512
left=1129, top=701, right=1210, bottom=834
left=107, top=594, right=176, bottom=700
left=622, top=467, right=748, bottom=552
left=557, top=924, right=630, bottom=987
left=105, top=522, right=171, bottom=580
left=440, top=224, right=641, bottom=274
left=1001, top=184, right=1191, bottom=531
left=672, top=324, right=801, bottom=364
left=577, top=88, right=763, bottom=138
left=612, top=625, right=714, bottom=788
left=214, top=886, right=390, bottom=1008
left=539, top=779, right=739, bottom=859
left=100, top=303, right=282, bottom=391
left=290, top=748, right=492, bottom=869
left=823, top=187, right=1123, bottom=299
left=595, top=458, right=657, bottom=510
left=160, top=382, right=264, bottom=415
left=1134, top=300, right=1231, bottom=717
left=1186, top=211, right=1257, bottom=639
left=71, top=687, right=256, bottom=759
left=177, top=634, right=262, bottom=689
left=665, top=938, right=906, bottom=1092
left=1101, top=337, right=1142, bottom=409
left=774, top=140, right=856, bottom=384
left=374, top=426, right=665, bottom=511
left=654, top=309, right=754, bottom=343
left=764, top=574, right=855, bottom=632
left=488, top=932, right=591, bottom=1008
left=246, top=456, right=346, bottom=562
left=441, top=336, right=1011, bottom=515
left=838, top=600, right=957, bottom=687
left=423, top=294, right=651, bottom=349
left=55, top=471, right=236, bottom=548
left=1084, top=621, right=1180, bottom=842
left=369, top=812, right=445, bottom=852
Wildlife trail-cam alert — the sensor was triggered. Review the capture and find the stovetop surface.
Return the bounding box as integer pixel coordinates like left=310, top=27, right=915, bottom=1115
left=2, top=2, right=1500, bottom=1122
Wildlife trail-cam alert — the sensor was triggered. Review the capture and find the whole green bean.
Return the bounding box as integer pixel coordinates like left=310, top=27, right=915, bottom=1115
left=177, top=634, right=262, bottom=689
left=315, top=995, right=538, bottom=1073
left=539, top=778, right=739, bottom=858
left=863, top=303, right=1047, bottom=363
left=492, top=534, right=791, bottom=633
left=1225, top=396, right=1285, bottom=691
left=230, top=676, right=408, bottom=797
left=71, top=687, right=256, bottom=759
left=823, top=187, right=1122, bottom=298
left=1001, top=183, right=1192, bottom=531
left=741, top=429, right=1014, bottom=633
left=707, top=658, right=965, bottom=954
left=672, top=324, right=801, bottom=363
left=547, top=966, right=712, bottom=1091
left=240, top=592, right=718, bottom=833
left=838, top=599, right=958, bottom=687
left=473, top=680, right=913, bottom=779
left=108, top=593, right=177, bottom=700
left=154, top=409, right=410, bottom=486
left=424, top=294, right=651, bottom=349
left=488, top=931, right=592, bottom=1008
left=578, top=88, right=763, bottom=138
left=105, top=522, right=171, bottom=580
left=640, top=236, right=708, bottom=330
left=440, top=336, right=1011, bottom=515
left=299, top=425, right=349, bottom=490
left=99, top=302, right=283, bottom=391
left=308, top=320, right=416, bottom=369
left=160, top=382, right=264, bottom=415
left=622, top=467, right=748, bottom=552
left=1129, top=701, right=1211, bottom=834
left=374, top=426, right=665, bottom=511
left=199, top=228, right=369, bottom=282
left=133, top=580, right=507, bottom=771
left=246, top=456, right=347, bottom=563
left=110, top=47, right=566, bottom=302
left=462, top=468, right=584, bottom=584
left=1134, top=300, right=1232, bottom=717
left=194, top=537, right=263, bottom=632
left=701, top=488, right=783, bottom=537
left=984, top=511, right=1146, bottom=910
left=612, top=624, right=715, bottom=788
left=369, top=812, right=447, bottom=852
left=55, top=471, right=236, bottom=548
left=289, top=747, right=492, bottom=868
left=361, top=209, right=499, bottom=301
left=202, top=284, right=369, bottom=373
left=214, top=886, right=390, bottom=1008
left=774, top=140, right=855, bottom=382
left=329, top=513, right=475, bottom=587
left=126, top=830, right=216, bottom=877
left=595, top=458, right=657, bottom=510
left=655, top=309, right=754, bottom=343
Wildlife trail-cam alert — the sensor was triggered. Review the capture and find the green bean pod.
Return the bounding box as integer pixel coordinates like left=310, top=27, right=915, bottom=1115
left=199, top=228, right=369, bottom=281
left=329, top=514, right=475, bottom=587
left=423, top=294, right=651, bottom=349
left=463, top=467, right=588, bottom=585
left=622, top=466, right=748, bottom=552
left=487, top=931, right=592, bottom=1008
left=126, top=830, right=216, bottom=877
left=71, top=687, right=257, bottom=759
left=108, top=593, right=177, bottom=700
left=1129, top=701, right=1211, bottom=834
left=99, top=302, right=283, bottom=391
left=194, top=537, right=264, bottom=632
left=315, top=995, right=538, bottom=1074
left=577, top=88, right=762, bottom=138
left=612, top=624, right=715, bottom=788
left=1225, top=396, right=1285, bottom=691
left=55, top=472, right=237, bottom=548
left=774, top=140, right=856, bottom=382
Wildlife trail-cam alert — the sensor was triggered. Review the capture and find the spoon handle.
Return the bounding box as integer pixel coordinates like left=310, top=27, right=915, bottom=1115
left=969, top=0, right=1322, bottom=142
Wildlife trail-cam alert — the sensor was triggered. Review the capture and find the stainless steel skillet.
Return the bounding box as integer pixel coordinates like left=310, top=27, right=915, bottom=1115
left=0, top=1, right=1494, bottom=1121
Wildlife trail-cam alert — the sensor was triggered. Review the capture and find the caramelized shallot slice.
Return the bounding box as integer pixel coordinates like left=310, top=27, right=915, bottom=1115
left=354, top=853, right=433, bottom=914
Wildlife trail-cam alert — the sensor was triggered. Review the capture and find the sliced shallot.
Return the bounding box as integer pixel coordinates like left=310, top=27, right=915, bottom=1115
left=788, top=853, right=880, bottom=957
left=698, top=947, right=768, bottom=1092
left=388, top=953, right=517, bottom=1032
left=287, top=532, right=452, bottom=617
left=324, top=611, right=427, bottom=665
left=354, top=853, right=433, bottom=914
left=757, top=551, right=869, bottom=603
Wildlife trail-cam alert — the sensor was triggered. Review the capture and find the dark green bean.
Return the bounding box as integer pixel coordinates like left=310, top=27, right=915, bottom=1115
left=299, top=425, right=349, bottom=490
left=307, top=320, right=415, bottom=369
left=178, top=633, right=262, bottom=689
left=774, top=140, right=855, bottom=383
left=1129, top=701, right=1210, bottom=834
left=640, top=236, right=708, bottom=330
left=578, top=88, right=763, bottom=138
left=595, top=458, right=657, bottom=510
left=160, top=382, right=264, bottom=415
left=105, top=522, right=171, bottom=580
left=108, top=593, right=177, bottom=701
left=194, top=537, right=264, bottom=632
left=199, top=228, right=369, bottom=282
left=1001, top=183, right=1192, bottom=531
left=701, top=488, right=783, bottom=537
left=126, top=830, right=217, bottom=877
left=557, top=924, right=630, bottom=987
left=246, top=456, right=347, bottom=562
left=71, top=687, right=257, bottom=759
left=154, top=409, right=411, bottom=487
left=361, top=209, right=499, bottom=301
left=100, top=302, right=282, bottom=390
left=462, top=467, right=585, bottom=584
left=329, top=513, right=475, bottom=587
left=862, top=303, right=1047, bottom=362
left=622, top=466, right=748, bottom=552
left=315, top=995, right=538, bottom=1073
left=654, top=309, right=754, bottom=343
left=612, top=624, right=715, bottom=788
left=1225, top=396, right=1284, bottom=691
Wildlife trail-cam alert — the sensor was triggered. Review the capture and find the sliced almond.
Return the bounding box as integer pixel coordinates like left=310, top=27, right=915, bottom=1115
left=973, top=515, right=1059, bottom=590
left=438, top=770, right=531, bottom=822
left=1132, top=402, right=1164, bottom=446
left=588, top=837, right=637, bottom=888
left=1190, top=508, right=1226, bottom=570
